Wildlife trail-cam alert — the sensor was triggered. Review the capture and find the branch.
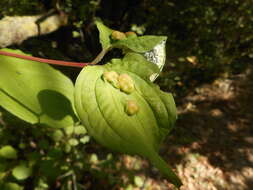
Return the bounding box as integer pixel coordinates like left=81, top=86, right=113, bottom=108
left=0, top=13, right=67, bottom=48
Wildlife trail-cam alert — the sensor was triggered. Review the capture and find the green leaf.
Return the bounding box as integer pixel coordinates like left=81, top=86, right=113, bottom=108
left=35, top=178, right=49, bottom=190
left=113, top=36, right=167, bottom=53
left=12, top=164, right=32, bottom=180
left=51, top=130, right=64, bottom=142
left=106, top=53, right=160, bottom=81
left=68, top=138, right=79, bottom=146
left=74, top=125, right=87, bottom=135
left=80, top=136, right=90, bottom=144
left=0, top=48, right=78, bottom=128
left=90, top=154, right=98, bottom=164
left=64, top=144, right=71, bottom=153
left=74, top=65, right=182, bottom=187
left=155, top=89, right=177, bottom=139
left=64, top=125, right=74, bottom=136
left=134, top=176, right=144, bottom=187
left=95, top=20, right=113, bottom=49
left=0, top=145, right=17, bottom=159
left=3, top=183, right=23, bottom=190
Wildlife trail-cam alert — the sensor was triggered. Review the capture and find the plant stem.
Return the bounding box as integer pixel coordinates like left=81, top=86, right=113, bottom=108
left=91, top=48, right=109, bottom=64
left=0, top=50, right=89, bottom=68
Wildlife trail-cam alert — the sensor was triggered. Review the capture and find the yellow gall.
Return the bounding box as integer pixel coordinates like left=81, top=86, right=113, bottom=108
left=111, top=30, right=126, bottom=40
left=125, top=31, right=137, bottom=38
left=126, top=100, right=139, bottom=116
left=103, top=71, right=120, bottom=88
left=118, top=74, right=135, bottom=94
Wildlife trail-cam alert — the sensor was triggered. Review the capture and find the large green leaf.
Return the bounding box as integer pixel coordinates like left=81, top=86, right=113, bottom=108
left=0, top=49, right=78, bottom=128
left=74, top=65, right=181, bottom=187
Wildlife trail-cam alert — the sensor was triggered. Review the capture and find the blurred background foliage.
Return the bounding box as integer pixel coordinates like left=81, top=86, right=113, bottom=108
left=0, top=0, right=253, bottom=189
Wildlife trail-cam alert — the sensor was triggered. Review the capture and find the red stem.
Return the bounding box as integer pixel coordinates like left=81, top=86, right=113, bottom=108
left=0, top=50, right=90, bottom=68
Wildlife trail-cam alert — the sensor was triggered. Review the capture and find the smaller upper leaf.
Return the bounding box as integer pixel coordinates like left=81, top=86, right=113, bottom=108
left=113, top=36, right=167, bottom=53
left=106, top=53, right=159, bottom=81
left=95, top=20, right=113, bottom=49
left=95, top=21, right=167, bottom=63
left=0, top=145, right=17, bottom=159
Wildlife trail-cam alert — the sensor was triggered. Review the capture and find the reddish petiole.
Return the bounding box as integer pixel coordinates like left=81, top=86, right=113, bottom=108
left=0, top=50, right=90, bottom=68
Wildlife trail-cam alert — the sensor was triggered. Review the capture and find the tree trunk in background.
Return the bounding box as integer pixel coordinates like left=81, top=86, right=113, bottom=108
left=0, top=13, right=67, bottom=48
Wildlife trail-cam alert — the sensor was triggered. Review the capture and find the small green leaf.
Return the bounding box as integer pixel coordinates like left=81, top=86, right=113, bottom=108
left=64, top=144, right=71, bottom=153
left=74, top=125, right=87, bottom=135
left=95, top=20, right=113, bottom=49
left=12, top=164, right=32, bottom=180
left=0, top=145, right=17, bottom=159
left=80, top=136, right=90, bottom=144
left=68, top=138, right=79, bottom=146
left=106, top=53, right=159, bottom=81
left=64, top=125, right=74, bottom=136
left=134, top=176, right=144, bottom=187
left=0, top=49, right=78, bottom=128
left=52, top=130, right=64, bottom=142
left=113, top=36, right=167, bottom=53
left=35, top=178, right=49, bottom=190
left=90, top=154, right=98, bottom=164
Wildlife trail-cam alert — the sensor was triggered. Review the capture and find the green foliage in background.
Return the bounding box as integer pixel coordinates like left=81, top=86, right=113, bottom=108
left=0, top=109, right=120, bottom=189
left=138, top=0, right=253, bottom=94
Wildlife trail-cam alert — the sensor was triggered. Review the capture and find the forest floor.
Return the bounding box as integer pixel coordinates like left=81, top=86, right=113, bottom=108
left=119, top=66, right=253, bottom=190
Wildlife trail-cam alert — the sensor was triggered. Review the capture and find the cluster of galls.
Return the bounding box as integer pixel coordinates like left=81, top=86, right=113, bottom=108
left=103, top=71, right=139, bottom=116
left=111, top=30, right=137, bottom=40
